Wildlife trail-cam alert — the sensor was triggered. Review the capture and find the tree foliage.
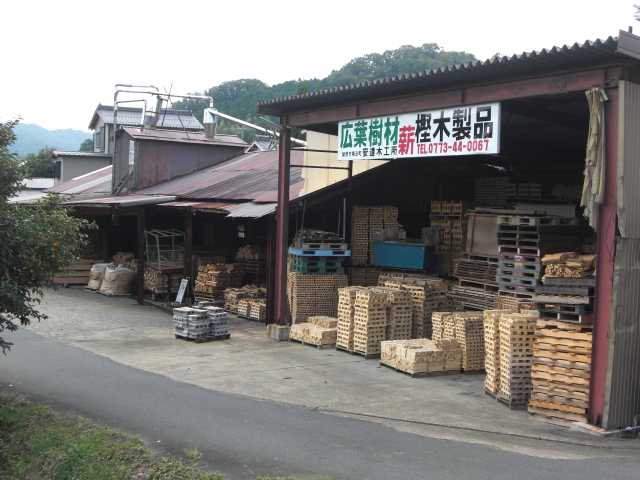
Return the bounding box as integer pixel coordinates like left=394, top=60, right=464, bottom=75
left=0, top=119, right=96, bottom=354
left=79, top=138, right=93, bottom=152
left=171, top=43, right=476, bottom=144
left=20, top=145, right=56, bottom=178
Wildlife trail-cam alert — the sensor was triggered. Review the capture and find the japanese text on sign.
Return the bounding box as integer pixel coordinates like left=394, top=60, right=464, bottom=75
left=338, top=103, right=500, bottom=160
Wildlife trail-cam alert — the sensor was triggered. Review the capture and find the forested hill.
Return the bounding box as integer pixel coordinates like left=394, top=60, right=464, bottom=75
left=172, top=43, right=477, bottom=140
left=10, top=123, right=91, bottom=156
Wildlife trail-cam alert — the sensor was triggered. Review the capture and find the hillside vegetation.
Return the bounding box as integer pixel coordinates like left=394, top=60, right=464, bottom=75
left=171, top=43, right=476, bottom=141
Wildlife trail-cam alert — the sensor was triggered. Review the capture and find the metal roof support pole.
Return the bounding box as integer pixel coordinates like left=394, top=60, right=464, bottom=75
left=137, top=206, right=146, bottom=305
left=274, top=126, right=291, bottom=325
left=589, top=87, right=619, bottom=427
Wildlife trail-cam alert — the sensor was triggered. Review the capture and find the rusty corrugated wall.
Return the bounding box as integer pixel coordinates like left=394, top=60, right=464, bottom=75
left=604, top=80, right=640, bottom=429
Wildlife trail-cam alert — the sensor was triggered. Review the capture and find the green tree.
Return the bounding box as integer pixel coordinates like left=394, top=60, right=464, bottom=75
left=79, top=138, right=93, bottom=152
left=0, top=119, right=96, bottom=354
left=20, top=145, right=56, bottom=178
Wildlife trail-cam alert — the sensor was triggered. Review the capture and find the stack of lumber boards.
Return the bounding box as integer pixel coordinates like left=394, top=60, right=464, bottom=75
left=353, top=290, right=388, bottom=356
left=289, top=316, right=338, bottom=346
left=236, top=299, right=266, bottom=320
left=483, top=312, right=537, bottom=406
left=379, top=275, right=452, bottom=339
left=223, top=285, right=266, bottom=313
left=528, top=319, right=592, bottom=427
left=432, top=311, right=485, bottom=371
left=381, top=338, right=462, bottom=375
left=287, top=271, right=348, bottom=323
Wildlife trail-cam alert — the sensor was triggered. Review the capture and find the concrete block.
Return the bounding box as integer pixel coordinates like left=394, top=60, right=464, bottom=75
left=267, top=324, right=290, bottom=342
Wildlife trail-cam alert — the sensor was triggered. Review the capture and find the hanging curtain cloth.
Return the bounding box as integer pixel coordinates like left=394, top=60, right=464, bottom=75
left=581, top=87, right=608, bottom=232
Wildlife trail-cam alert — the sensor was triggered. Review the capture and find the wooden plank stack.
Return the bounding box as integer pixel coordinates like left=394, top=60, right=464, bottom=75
left=381, top=338, right=462, bottom=375
left=289, top=316, right=338, bottom=347
left=353, top=290, right=388, bottom=356
left=236, top=245, right=267, bottom=285
left=542, top=253, right=596, bottom=279
left=430, top=200, right=472, bottom=276
left=528, top=319, right=592, bottom=427
left=55, top=258, right=105, bottom=286
left=497, top=313, right=538, bottom=406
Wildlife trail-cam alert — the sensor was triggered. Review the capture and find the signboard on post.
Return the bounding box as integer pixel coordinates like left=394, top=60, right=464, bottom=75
left=338, top=103, right=500, bottom=160
left=176, top=278, right=189, bottom=304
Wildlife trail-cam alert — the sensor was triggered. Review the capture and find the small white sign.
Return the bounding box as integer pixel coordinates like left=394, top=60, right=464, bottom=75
left=176, top=278, right=189, bottom=304
left=338, top=103, right=500, bottom=160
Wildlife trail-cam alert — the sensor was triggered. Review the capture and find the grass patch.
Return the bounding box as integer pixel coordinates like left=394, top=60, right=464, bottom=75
left=0, top=393, right=324, bottom=480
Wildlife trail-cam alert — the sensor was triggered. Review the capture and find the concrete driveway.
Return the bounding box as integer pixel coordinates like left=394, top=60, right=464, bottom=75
left=16, top=286, right=640, bottom=459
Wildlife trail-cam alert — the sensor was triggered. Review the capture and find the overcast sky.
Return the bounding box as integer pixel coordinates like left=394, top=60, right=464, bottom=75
left=0, top=1, right=635, bottom=132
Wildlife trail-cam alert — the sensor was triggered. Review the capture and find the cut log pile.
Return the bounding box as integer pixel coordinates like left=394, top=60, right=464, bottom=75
left=289, top=316, right=339, bottom=346
left=194, top=263, right=244, bottom=301
left=223, top=285, right=266, bottom=313
left=542, top=253, right=596, bottom=279
left=528, top=319, right=592, bottom=427
left=381, top=338, right=462, bottom=375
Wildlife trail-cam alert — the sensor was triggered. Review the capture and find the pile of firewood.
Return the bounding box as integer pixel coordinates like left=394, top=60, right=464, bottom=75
left=236, top=245, right=267, bottom=260
left=194, top=263, right=244, bottom=300
left=542, top=253, right=596, bottom=279
left=223, top=285, right=266, bottom=313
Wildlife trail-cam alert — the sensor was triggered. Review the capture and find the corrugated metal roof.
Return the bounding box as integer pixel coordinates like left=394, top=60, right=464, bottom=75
left=46, top=166, right=112, bottom=195
left=122, top=126, right=248, bottom=148
left=135, top=149, right=304, bottom=201
left=225, top=202, right=277, bottom=218
left=49, top=151, right=112, bottom=159
left=256, top=34, right=638, bottom=116
left=26, top=149, right=304, bottom=217
left=89, top=104, right=204, bottom=130
left=62, top=194, right=175, bottom=207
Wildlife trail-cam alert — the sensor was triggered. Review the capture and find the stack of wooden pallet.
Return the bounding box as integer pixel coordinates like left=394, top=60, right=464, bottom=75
left=56, top=258, right=106, bottom=287
left=289, top=315, right=338, bottom=347
left=235, top=256, right=266, bottom=286
left=248, top=300, right=266, bottom=321
left=529, top=319, right=592, bottom=426
left=380, top=338, right=462, bottom=375
left=496, top=313, right=538, bottom=406
left=379, top=276, right=451, bottom=339
left=349, top=266, right=381, bottom=287
left=350, top=205, right=399, bottom=266
left=455, top=313, right=486, bottom=371
left=483, top=309, right=515, bottom=395
left=383, top=289, right=413, bottom=340
left=353, top=290, right=388, bottom=356
left=430, top=200, right=472, bottom=276
left=336, top=287, right=364, bottom=351
left=431, top=311, right=485, bottom=371
left=287, top=272, right=348, bottom=323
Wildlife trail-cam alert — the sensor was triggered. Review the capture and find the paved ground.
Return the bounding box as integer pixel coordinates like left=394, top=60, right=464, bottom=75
left=9, top=287, right=640, bottom=461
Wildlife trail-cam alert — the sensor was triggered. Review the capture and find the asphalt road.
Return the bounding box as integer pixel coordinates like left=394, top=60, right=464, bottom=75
left=1, top=328, right=639, bottom=480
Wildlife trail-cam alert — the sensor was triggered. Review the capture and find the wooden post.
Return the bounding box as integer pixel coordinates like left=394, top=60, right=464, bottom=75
left=136, top=206, right=145, bottom=305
